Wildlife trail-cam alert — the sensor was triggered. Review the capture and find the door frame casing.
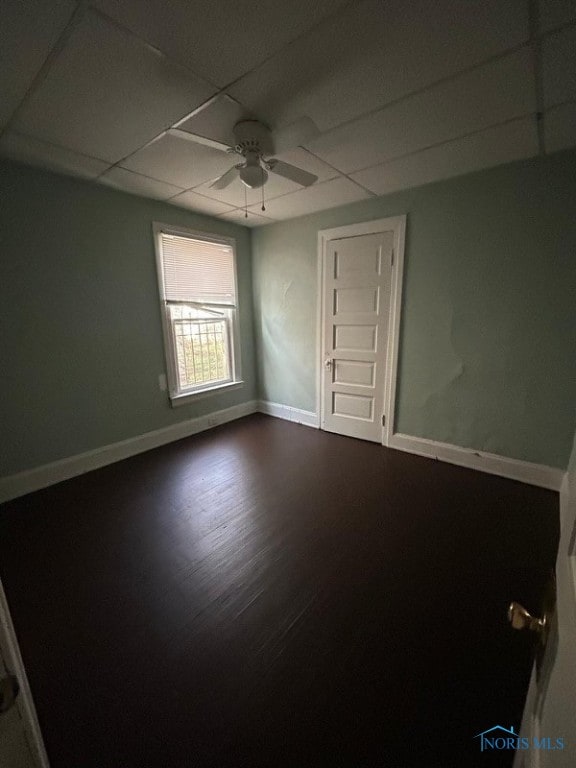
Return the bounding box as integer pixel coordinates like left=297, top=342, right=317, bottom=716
left=316, top=215, right=406, bottom=446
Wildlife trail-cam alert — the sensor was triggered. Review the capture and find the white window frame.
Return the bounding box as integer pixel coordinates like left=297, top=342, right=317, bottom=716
left=153, top=222, right=243, bottom=407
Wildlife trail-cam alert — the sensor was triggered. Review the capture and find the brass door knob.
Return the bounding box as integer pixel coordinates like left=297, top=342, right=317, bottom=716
left=508, top=575, right=556, bottom=677
left=508, top=602, right=547, bottom=644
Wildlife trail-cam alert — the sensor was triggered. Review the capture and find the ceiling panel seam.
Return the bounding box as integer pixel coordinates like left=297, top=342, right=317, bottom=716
left=299, top=148, right=376, bottom=196
left=0, top=0, right=87, bottom=142
left=96, top=111, right=542, bottom=200
left=3, top=0, right=575, bottom=222
left=300, top=41, right=534, bottom=147
left=84, top=4, right=364, bottom=181
left=528, top=0, right=545, bottom=154
left=538, top=16, right=576, bottom=39
left=165, top=178, right=317, bottom=206
left=91, top=95, right=225, bottom=182
left=208, top=0, right=363, bottom=92
left=68, top=13, right=576, bottom=194
left=2, top=128, right=115, bottom=168
left=99, top=167, right=187, bottom=192
left=89, top=6, right=222, bottom=92
left=129, top=40, right=532, bottom=181
left=218, top=210, right=277, bottom=221
left=342, top=113, right=539, bottom=178
left=544, top=96, right=576, bottom=114
left=90, top=0, right=362, bottom=109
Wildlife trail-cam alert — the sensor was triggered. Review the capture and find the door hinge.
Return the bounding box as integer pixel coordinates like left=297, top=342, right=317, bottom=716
left=382, top=415, right=386, bottom=426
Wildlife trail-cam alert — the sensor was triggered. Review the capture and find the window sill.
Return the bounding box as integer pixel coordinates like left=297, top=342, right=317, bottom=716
left=170, top=381, right=245, bottom=408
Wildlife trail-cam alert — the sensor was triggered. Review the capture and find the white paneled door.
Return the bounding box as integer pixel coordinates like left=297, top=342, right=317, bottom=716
left=0, top=583, right=47, bottom=768
left=0, top=653, right=35, bottom=768
left=512, top=439, right=576, bottom=768
left=321, top=229, right=394, bottom=442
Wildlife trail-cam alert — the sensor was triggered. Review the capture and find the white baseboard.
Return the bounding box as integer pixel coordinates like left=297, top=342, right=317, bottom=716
left=389, top=433, right=564, bottom=491
left=0, top=403, right=563, bottom=503
left=256, top=406, right=563, bottom=490
left=0, top=400, right=258, bottom=504
left=257, top=400, right=319, bottom=428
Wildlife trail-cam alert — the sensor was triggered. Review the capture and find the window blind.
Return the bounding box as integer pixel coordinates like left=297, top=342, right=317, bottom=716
left=160, top=233, right=236, bottom=305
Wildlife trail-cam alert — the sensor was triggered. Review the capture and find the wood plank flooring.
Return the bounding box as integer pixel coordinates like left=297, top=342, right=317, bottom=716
left=0, top=414, right=559, bottom=767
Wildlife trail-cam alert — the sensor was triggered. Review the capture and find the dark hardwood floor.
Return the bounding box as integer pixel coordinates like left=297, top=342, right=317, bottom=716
left=0, top=414, right=559, bottom=767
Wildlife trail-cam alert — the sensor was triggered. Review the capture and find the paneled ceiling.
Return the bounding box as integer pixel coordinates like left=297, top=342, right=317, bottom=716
left=1, top=0, right=575, bottom=227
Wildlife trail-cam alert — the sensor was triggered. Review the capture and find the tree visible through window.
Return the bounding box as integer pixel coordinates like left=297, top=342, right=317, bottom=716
left=171, top=305, right=230, bottom=389
left=154, top=225, right=240, bottom=402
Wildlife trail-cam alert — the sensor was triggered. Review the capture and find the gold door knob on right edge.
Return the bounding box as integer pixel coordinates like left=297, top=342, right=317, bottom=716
left=508, top=575, right=556, bottom=673
left=508, top=602, right=547, bottom=642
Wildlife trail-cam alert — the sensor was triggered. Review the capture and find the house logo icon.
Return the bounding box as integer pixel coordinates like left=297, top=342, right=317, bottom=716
left=474, top=725, right=518, bottom=752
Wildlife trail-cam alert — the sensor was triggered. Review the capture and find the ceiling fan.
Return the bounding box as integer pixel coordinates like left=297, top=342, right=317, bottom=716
left=169, top=117, right=320, bottom=191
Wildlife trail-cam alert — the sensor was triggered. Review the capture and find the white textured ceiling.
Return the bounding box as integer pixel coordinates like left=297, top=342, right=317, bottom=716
left=1, top=0, right=575, bottom=227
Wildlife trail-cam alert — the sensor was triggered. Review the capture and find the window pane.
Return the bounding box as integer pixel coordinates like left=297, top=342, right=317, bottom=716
left=155, top=227, right=240, bottom=400
left=173, top=316, right=230, bottom=390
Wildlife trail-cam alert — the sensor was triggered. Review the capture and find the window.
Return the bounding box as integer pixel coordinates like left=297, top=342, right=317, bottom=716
left=154, top=224, right=242, bottom=405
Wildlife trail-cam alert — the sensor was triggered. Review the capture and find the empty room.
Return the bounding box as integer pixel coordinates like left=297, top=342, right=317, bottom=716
left=1, top=1, right=576, bottom=766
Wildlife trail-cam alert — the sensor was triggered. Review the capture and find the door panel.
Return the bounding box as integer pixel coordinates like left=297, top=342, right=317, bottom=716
left=0, top=582, right=45, bottom=768
left=322, top=231, right=393, bottom=441
left=333, top=360, right=375, bottom=387
left=513, top=434, right=576, bottom=768
left=334, top=286, right=379, bottom=313
left=0, top=707, right=37, bottom=768
left=334, top=244, right=380, bottom=277
left=333, top=391, right=373, bottom=420
left=0, top=634, right=37, bottom=768
left=333, top=324, right=377, bottom=352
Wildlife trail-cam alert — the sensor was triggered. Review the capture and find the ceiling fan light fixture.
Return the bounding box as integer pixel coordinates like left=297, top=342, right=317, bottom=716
left=203, top=120, right=319, bottom=191
left=239, top=164, right=268, bottom=189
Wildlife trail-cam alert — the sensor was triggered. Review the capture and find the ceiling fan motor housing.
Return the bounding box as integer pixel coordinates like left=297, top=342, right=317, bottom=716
left=204, top=117, right=317, bottom=192
left=233, top=120, right=274, bottom=158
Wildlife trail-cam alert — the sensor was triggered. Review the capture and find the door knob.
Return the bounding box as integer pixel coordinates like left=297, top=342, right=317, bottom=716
left=508, top=574, right=555, bottom=648
left=508, top=602, right=546, bottom=638
left=508, top=574, right=556, bottom=679
left=0, top=674, right=19, bottom=714
left=324, top=357, right=333, bottom=369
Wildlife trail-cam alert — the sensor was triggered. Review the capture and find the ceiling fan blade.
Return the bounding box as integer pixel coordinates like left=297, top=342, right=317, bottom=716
left=210, top=165, right=240, bottom=189
left=271, top=117, right=320, bottom=154
left=168, top=128, right=233, bottom=154
left=266, top=159, right=318, bottom=187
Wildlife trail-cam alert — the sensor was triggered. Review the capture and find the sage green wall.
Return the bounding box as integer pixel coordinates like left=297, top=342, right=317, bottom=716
left=0, top=160, right=256, bottom=476
left=252, top=149, right=576, bottom=469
